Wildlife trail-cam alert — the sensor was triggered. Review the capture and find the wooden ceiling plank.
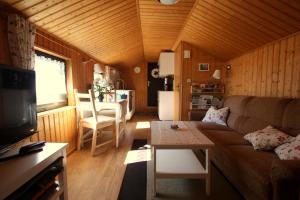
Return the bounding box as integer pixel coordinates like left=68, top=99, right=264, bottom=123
left=265, top=0, right=300, bottom=20
left=48, top=1, right=135, bottom=36
left=184, top=28, right=233, bottom=55
left=10, top=0, right=44, bottom=11
left=71, top=26, right=141, bottom=48
left=238, top=0, right=299, bottom=32
left=280, top=0, right=300, bottom=11
left=226, top=0, right=290, bottom=36
left=65, top=26, right=142, bottom=49
left=187, top=17, right=251, bottom=51
left=207, top=0, right=282, bottom=39
left=249, top=0, right=300, bottom=27
left=57, top=5, right=138, bottom=37
left=135, top=0, right=146, bottom=62
left=44, top=0, right=124, bottom=31
left=3, top=0, right=21, bottom=4
left=84, top=33, right=142, bottom=51
left=191, top=7, right=261, bottom=48
left=33, top=0, right=99, bottom=26
left=183, top=24, right=245, bottom=54
left=58, top=8, right=139, bottom=42
left=198, top=1, right=271, bottom=44
left=28, top=0, right=83, bottom=23
left=22, top=0, right=65, bottom=16
left=87, top=42, right=143, bottom=56
left=183, top=25, right=243, bottom=54
left=88, top=44, right=143, bottom=62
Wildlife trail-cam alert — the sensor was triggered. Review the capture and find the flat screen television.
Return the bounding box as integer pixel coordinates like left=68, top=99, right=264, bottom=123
left=0, top=64, right=37, bottom=152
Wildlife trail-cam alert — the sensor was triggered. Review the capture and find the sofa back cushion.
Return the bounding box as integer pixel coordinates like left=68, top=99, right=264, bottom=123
left=239, top=98, right=292, bottom=134
left=223, top=96, right=300, bottom=136
left=223, top=96, right=252, bottom=131
left=281, top=99, right=300, bottom=137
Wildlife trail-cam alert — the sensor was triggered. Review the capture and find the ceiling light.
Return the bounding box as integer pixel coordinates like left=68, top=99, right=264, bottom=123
left=157, top=0, right=180, bottom=5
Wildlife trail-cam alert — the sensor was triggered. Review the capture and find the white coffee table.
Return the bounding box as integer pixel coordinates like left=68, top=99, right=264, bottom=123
left=151, top=121, right=215, bottom=196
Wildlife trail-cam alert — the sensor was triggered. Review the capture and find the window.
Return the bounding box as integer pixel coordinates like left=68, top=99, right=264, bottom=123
left=35, top=50, right=67, bottom=112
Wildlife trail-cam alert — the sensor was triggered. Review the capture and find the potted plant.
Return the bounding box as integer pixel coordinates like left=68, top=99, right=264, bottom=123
left=94, top=79, right=114, bottom=102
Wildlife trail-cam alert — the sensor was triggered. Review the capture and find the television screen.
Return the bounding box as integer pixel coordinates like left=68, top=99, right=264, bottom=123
left=0, top=65, right=37, bottom=148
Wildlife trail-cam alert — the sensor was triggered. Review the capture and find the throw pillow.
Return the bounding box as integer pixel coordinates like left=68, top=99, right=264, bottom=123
left=202, top=107, right=229, bottom=126
left=244, top=126, right=290, bottom=150
left=275, top=140, right=300, bottom=160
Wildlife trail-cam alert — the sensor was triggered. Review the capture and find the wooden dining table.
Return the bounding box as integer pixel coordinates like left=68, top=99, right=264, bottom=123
left=95, top=99, right=127, bottom=117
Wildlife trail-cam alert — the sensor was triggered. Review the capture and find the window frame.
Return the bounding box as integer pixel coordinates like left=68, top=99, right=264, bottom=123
left=34, top=49, right=68, bottom=113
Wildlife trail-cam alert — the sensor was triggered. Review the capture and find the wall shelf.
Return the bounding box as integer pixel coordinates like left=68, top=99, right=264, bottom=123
left=189, top=84, right=225, bottom=120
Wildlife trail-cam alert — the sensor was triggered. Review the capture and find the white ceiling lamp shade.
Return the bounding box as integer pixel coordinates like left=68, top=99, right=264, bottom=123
left=212, top=69, right=221, bottom=80
left=157, top=0, right=180, bottom=5
left=94, top=63, right=104, bottom=74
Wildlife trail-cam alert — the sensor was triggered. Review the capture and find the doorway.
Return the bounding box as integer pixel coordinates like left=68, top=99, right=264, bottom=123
left=147, top=62, right=164, bottom=106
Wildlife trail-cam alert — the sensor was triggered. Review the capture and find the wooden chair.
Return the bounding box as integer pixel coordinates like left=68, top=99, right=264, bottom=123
left=74, top=89, right=115, bottom=156
left=96, top=99, right=127, bottom=148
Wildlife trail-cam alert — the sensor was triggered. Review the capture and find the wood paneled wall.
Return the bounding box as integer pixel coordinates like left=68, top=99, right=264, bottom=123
left=226, top=32, right=300, bottom=98
left=175, top=41, right=225, bottom=120
left=29, top=107, right=77, bottom=155
left=120, top=62, right=157, bottom=113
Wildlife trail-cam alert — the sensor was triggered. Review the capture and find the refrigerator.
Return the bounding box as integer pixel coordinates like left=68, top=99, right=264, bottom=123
left=158, top=91, right=174, bottom=120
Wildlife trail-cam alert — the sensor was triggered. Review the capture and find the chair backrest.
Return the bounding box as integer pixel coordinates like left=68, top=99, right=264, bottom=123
left=88, top=89, right=98, bottom=123
left=74, top=89, right=97, bottom=122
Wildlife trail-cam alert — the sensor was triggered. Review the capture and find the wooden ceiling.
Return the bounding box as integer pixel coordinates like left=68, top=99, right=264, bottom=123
left=139, top=0, right=195, bottom=61
left=2, top=0, right=300, bottom=67
left=173, top=0, right=300, bottom=60
left=2, top=0, right=145, bottom=67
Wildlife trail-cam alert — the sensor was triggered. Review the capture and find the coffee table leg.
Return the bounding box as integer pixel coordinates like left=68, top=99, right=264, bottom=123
left=205, top=148, right=211, bottom=195
left=153, top=146, right=156, bottom=196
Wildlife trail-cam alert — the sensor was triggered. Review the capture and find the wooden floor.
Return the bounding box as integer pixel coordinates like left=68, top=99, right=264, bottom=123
left=67, top=114, right=158, bottom=200
left=67, top=114, right=243, bottom=200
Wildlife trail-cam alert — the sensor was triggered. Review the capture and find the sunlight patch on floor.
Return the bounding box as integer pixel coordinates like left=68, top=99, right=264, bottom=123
left=124, top=148, right=151, bottom=164
left=136, top=121, right=150, bottom=129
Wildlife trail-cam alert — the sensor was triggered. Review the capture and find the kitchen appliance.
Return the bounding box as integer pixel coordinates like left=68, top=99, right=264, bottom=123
left=116, top=90, right=135, bottom=120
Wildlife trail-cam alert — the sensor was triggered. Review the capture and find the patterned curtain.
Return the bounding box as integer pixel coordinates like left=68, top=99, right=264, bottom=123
left=7, top=14, right=36, bottom=70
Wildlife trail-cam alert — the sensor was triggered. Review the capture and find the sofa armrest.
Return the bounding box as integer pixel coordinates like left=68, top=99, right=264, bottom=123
left=271, top=159, right=300, bottom=200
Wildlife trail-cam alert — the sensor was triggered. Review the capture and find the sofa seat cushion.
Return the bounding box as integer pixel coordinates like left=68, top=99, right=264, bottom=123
left=195, top=122, right=233, bottom=131
left=202, top=130, right=248, bottom=145
left=212, top=144, right=277, bottom=200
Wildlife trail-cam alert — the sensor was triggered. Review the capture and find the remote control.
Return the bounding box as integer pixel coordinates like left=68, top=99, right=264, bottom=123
left=19, top=141, right=45, bottom=154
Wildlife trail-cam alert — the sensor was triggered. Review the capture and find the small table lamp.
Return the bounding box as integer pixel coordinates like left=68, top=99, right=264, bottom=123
left=212, top=69, right=221, bottom=80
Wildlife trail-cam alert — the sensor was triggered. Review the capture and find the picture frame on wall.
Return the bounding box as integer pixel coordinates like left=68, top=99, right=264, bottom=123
left=199, top=63, right=209, bottom=71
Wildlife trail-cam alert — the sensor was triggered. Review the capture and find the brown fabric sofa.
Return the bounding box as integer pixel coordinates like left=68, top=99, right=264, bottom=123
left=191, top=96, right=300, bottom=200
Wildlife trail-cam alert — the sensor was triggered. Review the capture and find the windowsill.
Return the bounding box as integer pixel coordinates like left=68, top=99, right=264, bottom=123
left=37, top=106, right=76, bottom=117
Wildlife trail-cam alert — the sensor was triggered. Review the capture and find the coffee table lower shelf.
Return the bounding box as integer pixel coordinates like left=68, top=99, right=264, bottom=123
left=153, top=149, right=211, bottom=195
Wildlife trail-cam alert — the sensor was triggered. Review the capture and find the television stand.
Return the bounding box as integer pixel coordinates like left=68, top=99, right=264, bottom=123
left=0, top=143, right=68, bottom=199
left=0, top=144, right=11, bottom=155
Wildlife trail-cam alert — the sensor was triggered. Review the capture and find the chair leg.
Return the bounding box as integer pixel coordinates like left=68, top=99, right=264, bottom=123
left=91, top=129, right=98, bottom=156
left=116, top=123, right=120, bottom=148
left=77, top=125, right=83, bottom=151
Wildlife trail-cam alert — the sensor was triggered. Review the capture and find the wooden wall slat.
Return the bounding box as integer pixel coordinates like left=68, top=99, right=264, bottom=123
left=266, top=44, right=274, bottom=97
left=284, top=37, right=295, bottom=97
left=293, top=34, right=300, bottom=97
left=227, top=32, right=300, bottom=99
left=49, top=114, right=56, bottom=142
